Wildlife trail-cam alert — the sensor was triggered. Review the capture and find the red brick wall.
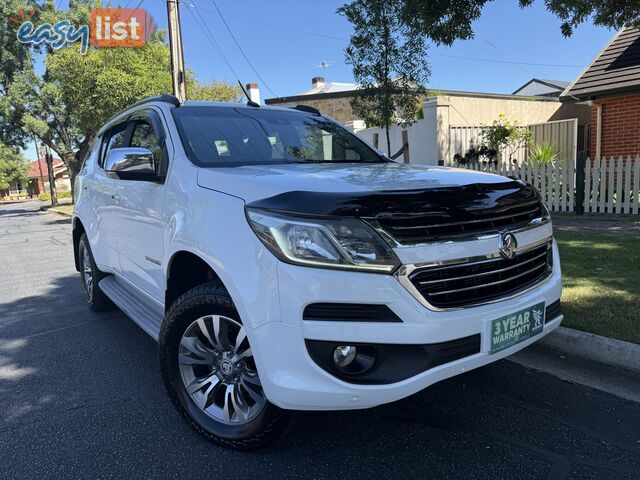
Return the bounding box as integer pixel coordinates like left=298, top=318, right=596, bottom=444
left=589, top=94, right=640, bottom=159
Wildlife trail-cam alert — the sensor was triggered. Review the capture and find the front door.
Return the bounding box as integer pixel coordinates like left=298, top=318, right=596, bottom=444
left=89, top=122, right=128, bottom=272
left=111, top=109, right=170, bottom=302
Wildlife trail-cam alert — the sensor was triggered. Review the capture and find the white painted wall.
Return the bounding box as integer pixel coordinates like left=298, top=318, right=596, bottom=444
left=356, top=111, right=438, bottom=165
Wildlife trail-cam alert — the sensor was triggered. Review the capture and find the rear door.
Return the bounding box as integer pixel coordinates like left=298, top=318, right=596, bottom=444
left=111, top=109, right=170, bottom=301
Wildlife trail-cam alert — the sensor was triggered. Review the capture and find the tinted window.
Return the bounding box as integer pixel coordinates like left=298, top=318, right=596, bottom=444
left=100, top=122, right=128, bottom=168
left=130, top=119, right=164, bottom=174
left=172, top=107, right=384, bottom=167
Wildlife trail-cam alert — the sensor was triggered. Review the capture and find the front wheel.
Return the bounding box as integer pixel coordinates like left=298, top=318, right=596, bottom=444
left=159, top=282, right=288, bottom=450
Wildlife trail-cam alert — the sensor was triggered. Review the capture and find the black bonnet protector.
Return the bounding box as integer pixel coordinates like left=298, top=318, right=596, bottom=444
left=247, top=180, right=540, bottom=221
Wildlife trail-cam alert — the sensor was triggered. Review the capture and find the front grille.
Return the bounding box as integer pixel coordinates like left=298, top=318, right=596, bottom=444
left=409, top=242, right=553, bottom=309
left=376, top=199, right=544, bottom=244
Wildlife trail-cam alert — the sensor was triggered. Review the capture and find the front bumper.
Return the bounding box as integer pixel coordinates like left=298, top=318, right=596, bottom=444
left=250, top=238, right=562, bottom=411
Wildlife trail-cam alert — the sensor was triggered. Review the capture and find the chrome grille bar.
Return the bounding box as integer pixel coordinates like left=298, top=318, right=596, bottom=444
left=416, top=250, right=549, bottom=285
left=404, top=241, right=553, bottom=309
left=428, top=262, right=547, bottom=296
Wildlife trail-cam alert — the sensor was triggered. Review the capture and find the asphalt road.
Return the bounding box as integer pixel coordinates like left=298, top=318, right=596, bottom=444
left=1, top=201, right=639, bottom=480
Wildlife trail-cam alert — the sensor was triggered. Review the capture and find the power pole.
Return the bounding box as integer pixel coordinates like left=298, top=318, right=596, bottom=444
left=166, top=0, right=187, bottom=102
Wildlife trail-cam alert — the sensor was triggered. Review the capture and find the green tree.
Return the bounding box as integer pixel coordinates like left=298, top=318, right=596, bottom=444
left=0, top=144, right=28, bottom=192
left=188, top=79, right=243, bottom=102
left=338, top=0, right=429, bottom=156
left=0, top=1, right=242, bottom=195
left=0, top=0, right=38, bottom=148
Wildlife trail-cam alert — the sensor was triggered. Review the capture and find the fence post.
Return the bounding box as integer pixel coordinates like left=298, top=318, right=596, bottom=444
left=574, top=152, right=586, bottom=215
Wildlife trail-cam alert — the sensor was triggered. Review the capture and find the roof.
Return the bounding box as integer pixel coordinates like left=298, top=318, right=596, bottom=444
left=561, top=26, right=640, bottom=101
left=27, top=157, right=65, bottom=179
left=266, top=86, right=561, bottom=105
left=512, top=78, right=570, bottom=96
left=295, top=82, right=358, bottom=96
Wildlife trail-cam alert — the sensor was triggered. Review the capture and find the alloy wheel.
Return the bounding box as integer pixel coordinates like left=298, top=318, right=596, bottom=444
left=82, top=247, right=93, bottom=302
left=178, top=315, right=266, bottom=425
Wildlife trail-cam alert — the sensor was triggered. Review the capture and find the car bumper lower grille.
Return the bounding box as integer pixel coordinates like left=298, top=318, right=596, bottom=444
left=545, top=299, right=562, bottom=321
left=408, top=242, right=553, bottom=309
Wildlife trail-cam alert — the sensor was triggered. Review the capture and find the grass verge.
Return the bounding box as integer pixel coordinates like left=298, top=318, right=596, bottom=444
left=555, top=230, right=639, bottom=344
left=42, top=204, right=74, bottom=216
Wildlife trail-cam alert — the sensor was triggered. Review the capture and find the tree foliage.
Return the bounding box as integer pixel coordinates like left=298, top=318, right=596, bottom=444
left=188, top=78, right=243, bottom=102
left=338, top=0, right=429, bottom=156
left=0, top=0, right=244, bottom=183
left=0, top=144, right=28, bottom=191
left=480, top=113, right=532, bottom=162
left=397, top=0, right=639, bottom=43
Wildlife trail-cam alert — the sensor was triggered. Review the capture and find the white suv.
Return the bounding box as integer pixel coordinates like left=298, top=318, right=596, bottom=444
left=73, top=95, right=562, bottom=449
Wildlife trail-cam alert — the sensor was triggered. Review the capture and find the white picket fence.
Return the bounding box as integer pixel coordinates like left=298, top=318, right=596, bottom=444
left=584, top=156, right=640, bottom=214
left=461, top=155, right=640, bottom=215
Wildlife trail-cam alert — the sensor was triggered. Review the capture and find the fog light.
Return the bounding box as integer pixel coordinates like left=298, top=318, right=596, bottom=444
left=333, top=345, right=357, bottom=368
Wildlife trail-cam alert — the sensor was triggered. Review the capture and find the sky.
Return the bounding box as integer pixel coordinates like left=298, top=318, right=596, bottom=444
left=25, top=0, right=615, bottom=160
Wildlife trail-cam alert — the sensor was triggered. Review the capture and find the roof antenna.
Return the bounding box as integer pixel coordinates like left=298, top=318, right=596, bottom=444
left=238, top=81, right=260, bottom=108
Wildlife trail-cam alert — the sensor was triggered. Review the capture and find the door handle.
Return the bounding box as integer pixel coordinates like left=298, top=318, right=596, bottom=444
left=111, top=194, right=120, bottom=200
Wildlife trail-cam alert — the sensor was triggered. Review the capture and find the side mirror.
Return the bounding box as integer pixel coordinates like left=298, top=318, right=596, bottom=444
left=105, top=147, right=156, bottom=179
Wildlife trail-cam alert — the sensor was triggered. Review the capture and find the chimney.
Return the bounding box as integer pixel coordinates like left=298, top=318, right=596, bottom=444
left=246, top=83, right=260, bottom=104
left=312, top=76, right=325, bottom=90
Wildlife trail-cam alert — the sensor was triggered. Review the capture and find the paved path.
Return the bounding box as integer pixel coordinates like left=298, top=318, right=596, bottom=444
left=551, top=215, right=640, bottom=235
left=1, top=201, right=639, bottom=480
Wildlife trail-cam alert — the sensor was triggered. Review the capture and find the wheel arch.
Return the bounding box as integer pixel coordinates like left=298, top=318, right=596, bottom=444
left=72, top=216, right=86, bottom=272
left=164, top=250, right=227, bottom=312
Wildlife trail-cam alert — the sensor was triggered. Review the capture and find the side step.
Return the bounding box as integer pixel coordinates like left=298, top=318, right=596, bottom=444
left=99, top=275, right=164, bottom=341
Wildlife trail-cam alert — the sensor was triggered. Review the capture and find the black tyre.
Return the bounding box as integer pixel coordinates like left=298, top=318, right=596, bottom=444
left=159, top=281, right=288, bottom=450
left=78, top=234, right=113, bottom=311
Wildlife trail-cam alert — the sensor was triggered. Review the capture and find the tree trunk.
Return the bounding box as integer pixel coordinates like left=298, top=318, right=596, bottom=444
left=385, top=125, right=391, bottom=157
left=45, top=149, right=58, bottom=207
left=64, top=152, right=81, bottom=204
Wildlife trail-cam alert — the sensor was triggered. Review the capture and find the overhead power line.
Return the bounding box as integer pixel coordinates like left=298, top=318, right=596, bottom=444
left=207, top=0, right=279, bottom=97
left=184, top=3, right=243, bottom=84
left=185, top=4, right=585, bottom=70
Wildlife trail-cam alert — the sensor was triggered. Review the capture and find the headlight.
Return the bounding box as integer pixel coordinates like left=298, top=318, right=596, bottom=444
left=246, top=208, right=400, bottom=273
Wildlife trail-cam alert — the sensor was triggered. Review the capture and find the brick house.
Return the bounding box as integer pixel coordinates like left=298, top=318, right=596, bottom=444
left=561, top=26, right=640, bottom=159
left=27, top=156, right=71, bottom=195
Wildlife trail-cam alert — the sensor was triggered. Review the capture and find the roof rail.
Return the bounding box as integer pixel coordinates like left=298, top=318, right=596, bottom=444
left=127, top=94, right=181, bottom=110
left=291, top=104, right=320, bottom=116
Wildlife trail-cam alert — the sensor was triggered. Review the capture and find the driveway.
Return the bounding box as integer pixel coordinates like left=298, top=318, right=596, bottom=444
left=1, top=201, right=639, bottom=480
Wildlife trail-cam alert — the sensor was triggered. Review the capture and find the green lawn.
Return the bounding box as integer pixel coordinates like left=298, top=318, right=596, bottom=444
left=43, top=204, right=74, bottom=215
left=555, top=230, right=640, bottom=344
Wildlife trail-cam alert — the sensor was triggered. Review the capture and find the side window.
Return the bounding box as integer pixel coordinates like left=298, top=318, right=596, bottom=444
left=130, top=118, right=165, bottom=175
left=99, top=122, right=128, bottom=168
left=79, top=135, right=101, bottom=174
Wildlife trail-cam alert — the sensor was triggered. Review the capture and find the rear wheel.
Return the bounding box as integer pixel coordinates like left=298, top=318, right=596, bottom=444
left=78, top=234, right=113, bottom=311
left=159, top=282, right=288, bottom=450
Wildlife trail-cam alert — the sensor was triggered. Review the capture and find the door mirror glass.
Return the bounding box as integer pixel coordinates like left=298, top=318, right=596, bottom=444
left=105, top=147, right=156, bottom=179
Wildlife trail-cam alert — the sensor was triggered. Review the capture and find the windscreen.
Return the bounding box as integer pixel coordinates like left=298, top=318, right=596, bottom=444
left=172, top=106, right=385, bottom=167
